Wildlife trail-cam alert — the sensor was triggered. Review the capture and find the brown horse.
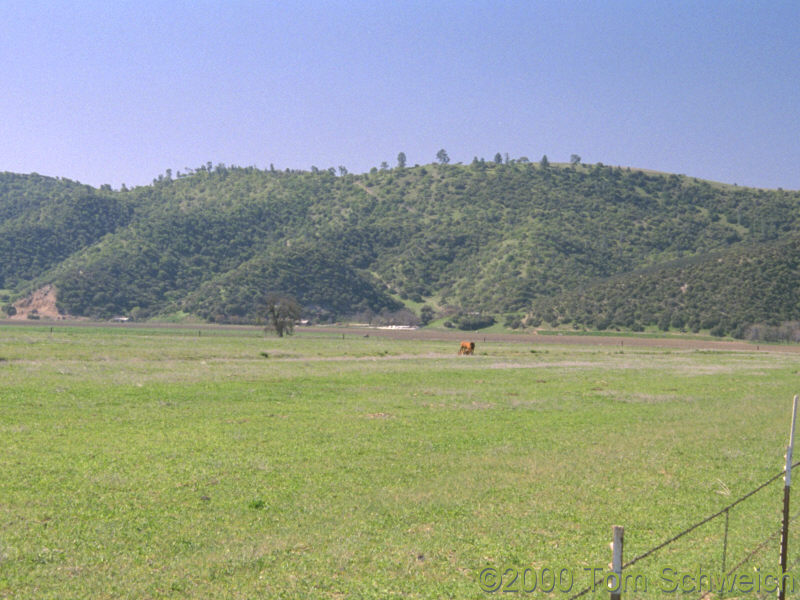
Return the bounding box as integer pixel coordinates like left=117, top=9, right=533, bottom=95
left=458, top=341, right=475, bottom=355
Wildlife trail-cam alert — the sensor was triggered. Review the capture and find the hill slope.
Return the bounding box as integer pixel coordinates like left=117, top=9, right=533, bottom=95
left=1, top=162, right=799, bottom=328
left=527, top=235, right=800, bottom=337
left=0, top=173, right=132, bottom=289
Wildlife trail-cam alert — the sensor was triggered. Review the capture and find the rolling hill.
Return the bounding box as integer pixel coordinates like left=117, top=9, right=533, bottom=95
left=1, top=160, right=798, bottom=333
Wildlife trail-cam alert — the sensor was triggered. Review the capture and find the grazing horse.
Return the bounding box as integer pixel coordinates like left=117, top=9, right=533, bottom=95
left=458, top=341, right=475, bottom=355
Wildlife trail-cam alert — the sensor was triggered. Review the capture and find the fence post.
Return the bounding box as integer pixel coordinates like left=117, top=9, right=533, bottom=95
left=716, top=508, right=730, bottom=600
left=721, top=508, right=729, bottom=573
left=610, top=525, right=624, bottom=600
left=779, top=395, right=798, bottom=600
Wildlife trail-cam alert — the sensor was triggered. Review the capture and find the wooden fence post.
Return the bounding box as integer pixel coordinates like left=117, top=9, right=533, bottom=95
left=611, top=525, right=624, bottom=600
left=779, top=395, right=798, bottom=600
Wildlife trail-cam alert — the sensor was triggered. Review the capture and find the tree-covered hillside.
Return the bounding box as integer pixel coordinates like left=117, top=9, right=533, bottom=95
left=0, top=173, right=132, bottom=289
left=2, top=161, right=799, bottom=329
left=527, top=235, right=800, bottom=337
left=180, top=244, right=402, bottom=324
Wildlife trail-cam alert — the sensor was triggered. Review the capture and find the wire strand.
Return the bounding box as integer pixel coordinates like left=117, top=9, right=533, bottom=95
left=622, top=462, right=797, bottom=571
left=567, top=461, right=800, bottom=600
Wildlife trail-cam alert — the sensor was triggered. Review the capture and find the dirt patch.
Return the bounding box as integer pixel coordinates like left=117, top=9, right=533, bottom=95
left=10, top=285, right=69, bottom=321
left=489, top=361, right=605, bottom=369
left=364, top=412, right=394, bottom=419
left=601, top=391, right=687, bottom=404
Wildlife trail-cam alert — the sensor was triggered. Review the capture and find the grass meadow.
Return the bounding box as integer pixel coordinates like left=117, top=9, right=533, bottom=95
left=1, top=325, right=800, bottom=599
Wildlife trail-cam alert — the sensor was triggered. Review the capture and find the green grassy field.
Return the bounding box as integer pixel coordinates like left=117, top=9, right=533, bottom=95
left=1, top=325, right=799, bottom=599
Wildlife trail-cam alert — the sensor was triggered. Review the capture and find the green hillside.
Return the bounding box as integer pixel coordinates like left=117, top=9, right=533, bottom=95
left=0, top=173, right=132, bottom=288
left=1, top=161, right=799, bottom=329
left=527, top=235, right=800, bottom=337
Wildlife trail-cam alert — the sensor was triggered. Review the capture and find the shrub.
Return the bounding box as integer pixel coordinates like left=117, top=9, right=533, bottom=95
left=525, top=315, right=542, bottom=328
left=453, top=313, right=496, bottom=331
left=710, top=323, right=727, bottom=337
left=670, top=313, right=686, bottom=329
left=746, top=322, right=800, bottom=343
left=419, top=305, right=435, bottom=326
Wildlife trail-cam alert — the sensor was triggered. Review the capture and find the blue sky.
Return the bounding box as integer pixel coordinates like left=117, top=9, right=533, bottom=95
left=2, top=1, right=798, bottom=189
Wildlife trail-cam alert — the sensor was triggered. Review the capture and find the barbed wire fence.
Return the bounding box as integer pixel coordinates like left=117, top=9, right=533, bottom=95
left=569, top=396, right=800, bottom=600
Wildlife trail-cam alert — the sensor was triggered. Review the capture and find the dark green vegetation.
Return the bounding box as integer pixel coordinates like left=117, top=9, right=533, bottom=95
left=1, top=161, right=799, bottom=333
left=1, top=325, right=799, bottom=598
left=0, top=173, right=132, bottom=288
left=530, top=235, right=800, bottom=338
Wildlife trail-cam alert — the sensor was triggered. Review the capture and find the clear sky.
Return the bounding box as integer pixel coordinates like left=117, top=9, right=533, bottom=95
left=2, top=0, right=798, bottom=190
